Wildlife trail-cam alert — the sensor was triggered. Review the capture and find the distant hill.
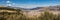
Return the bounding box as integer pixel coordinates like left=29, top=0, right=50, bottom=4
left=0, top=5, right=60, bottom=11
left=0, top=7, right=16, bottom=11
left=29, top=7, right=44, bottom=10
left=0, top=6, right=23, bottom=14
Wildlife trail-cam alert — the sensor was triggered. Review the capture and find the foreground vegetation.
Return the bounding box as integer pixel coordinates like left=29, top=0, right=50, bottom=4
left=0, top=11, right=60, bottom=20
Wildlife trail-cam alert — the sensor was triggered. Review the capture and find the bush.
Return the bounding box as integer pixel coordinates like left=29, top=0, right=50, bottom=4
left=38, top=11, right=60, bottom=20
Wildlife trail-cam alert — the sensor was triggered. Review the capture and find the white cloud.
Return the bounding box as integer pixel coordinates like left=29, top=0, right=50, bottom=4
left=15, top=4, right=40, bottom=8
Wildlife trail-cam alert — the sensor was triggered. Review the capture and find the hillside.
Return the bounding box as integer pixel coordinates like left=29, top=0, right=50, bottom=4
left=0, top=6, right=25, bottom=20
left=0, top=5, right=60, bottom=20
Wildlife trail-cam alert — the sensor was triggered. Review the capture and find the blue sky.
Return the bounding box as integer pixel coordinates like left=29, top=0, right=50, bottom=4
left=0, top=0, right=60, bottom=8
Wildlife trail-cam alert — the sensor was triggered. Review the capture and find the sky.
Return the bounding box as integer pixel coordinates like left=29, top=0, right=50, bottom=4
left=0, top=0, right=60, bottom=8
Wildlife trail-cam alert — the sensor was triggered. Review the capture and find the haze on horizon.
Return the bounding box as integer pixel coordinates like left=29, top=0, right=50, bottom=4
left=0, top=0, right=60, bottom=8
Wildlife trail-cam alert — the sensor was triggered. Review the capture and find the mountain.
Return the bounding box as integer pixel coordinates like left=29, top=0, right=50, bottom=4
left=0, top=5, right=60, bottom=11
left=29, top=7, right=44, bottom=10
left=0, top=6, right=21, bottom=11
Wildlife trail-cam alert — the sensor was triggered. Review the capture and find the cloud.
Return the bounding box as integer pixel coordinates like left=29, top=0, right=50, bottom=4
left=14, top=4, right=41, bottom=8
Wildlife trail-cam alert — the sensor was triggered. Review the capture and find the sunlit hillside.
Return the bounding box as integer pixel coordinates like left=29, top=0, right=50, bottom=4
left=0, top=5, right=60, bottom=20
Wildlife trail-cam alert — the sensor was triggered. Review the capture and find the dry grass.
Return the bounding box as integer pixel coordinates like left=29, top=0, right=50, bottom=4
left=0, top=10, right=60, bottom=20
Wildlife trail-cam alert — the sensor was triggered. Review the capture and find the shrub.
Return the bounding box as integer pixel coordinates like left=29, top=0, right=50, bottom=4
left=38, top=11, right=60, bottom=20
